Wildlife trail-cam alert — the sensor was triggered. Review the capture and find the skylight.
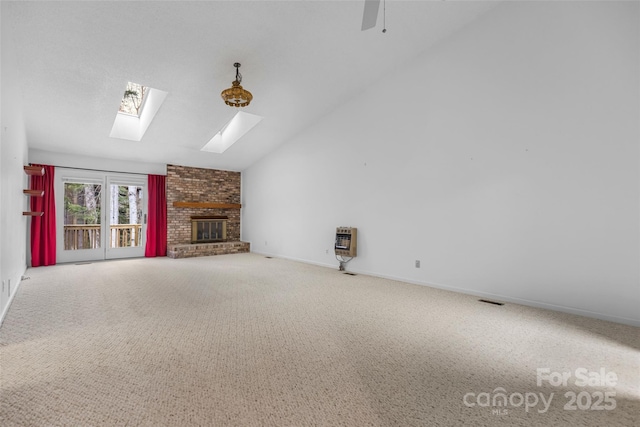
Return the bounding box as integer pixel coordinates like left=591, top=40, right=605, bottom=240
left=109, top=82, right=168, bottom=142
left=118, top=82, right=146, bottom=117
left=201, top=111, right=263, bottom=154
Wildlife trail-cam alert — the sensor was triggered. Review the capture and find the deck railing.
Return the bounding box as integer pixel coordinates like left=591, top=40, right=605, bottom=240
left=64, top=224, right=142, bottom=250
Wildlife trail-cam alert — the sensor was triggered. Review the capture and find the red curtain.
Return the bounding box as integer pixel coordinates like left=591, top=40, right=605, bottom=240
left=30, top=164, right=56, bottom=267
left=145, top=174, right=167, bottom=257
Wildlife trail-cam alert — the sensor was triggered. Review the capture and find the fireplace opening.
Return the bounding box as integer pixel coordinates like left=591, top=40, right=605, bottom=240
left=191, top=216, right=227, bottom=243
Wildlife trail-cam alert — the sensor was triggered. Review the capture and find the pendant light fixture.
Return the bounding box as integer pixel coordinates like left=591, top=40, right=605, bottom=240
left=221, top=62, right=253, bottom=108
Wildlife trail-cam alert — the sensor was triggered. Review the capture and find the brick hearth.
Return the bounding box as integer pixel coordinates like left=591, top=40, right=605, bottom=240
left=167, top=241, right=250, bottom=259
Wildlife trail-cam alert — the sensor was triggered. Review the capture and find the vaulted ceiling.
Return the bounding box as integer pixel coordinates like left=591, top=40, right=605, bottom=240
left=3, top=1, right=499, bottom=171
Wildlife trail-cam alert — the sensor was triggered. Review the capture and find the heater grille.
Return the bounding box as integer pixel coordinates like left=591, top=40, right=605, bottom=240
left=479, top=299, right=504, bottom=306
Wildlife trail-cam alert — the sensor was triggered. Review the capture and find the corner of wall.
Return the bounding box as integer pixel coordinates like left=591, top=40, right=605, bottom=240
left=1, top=2, right=30, bottom=323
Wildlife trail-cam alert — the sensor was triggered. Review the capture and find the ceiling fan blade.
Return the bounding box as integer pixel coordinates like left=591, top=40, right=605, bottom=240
left=361, top=0, right=380, bottom=31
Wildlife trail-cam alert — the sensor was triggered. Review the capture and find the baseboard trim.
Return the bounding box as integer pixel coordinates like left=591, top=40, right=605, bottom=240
left=249, top=251, right=640, bottom=328
left=0, top=268, right=26, bottom=327
left=251, top=250, right=337, bottom=270
left=356, top=270, right=640, bottom=328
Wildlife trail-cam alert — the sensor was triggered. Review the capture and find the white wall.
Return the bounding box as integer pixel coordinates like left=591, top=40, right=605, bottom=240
left=1, top=0, right=30, bottom=323
left=242, top=1, right=640, bottom=326
left=29, top=149, right=166, bottom=176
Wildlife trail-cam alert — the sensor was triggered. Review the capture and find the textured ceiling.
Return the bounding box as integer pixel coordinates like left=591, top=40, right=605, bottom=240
left=4, top=1, right=499, bottom=171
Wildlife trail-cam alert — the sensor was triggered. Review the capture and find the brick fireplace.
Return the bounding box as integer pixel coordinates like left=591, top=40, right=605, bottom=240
left=166, top=164, right=250, bottom=258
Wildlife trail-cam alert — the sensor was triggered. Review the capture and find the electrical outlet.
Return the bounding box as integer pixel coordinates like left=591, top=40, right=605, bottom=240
left=2, top=280, right=4, bottom=293
left=415, top=260, right=421, bottom=268
left=326, top=249, right=329, bottom=254
left=8, top=279, right=10, bottom=296
left=265, top=241, right=268, bottom=246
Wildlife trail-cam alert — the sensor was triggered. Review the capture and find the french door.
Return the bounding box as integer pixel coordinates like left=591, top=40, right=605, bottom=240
left=55, top=169, right=147, bottom=263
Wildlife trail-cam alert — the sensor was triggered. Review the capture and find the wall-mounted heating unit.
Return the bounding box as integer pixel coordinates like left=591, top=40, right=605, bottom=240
left=335, top=227, right=357, bottom=272
left=335, top=227, right=357, bottom=257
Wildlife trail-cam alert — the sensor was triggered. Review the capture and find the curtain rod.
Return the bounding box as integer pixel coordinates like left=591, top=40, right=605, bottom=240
left=33, top=164, right=161, bottom=177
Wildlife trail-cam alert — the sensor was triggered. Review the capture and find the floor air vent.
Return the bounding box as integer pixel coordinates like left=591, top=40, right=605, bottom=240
left=265, top=256, right=273, bottom=259
left=344, top=272, right=357, bottom=276
left=75, top=262, right=93, bottom=265
left=479, top=299, right=504, bottom=306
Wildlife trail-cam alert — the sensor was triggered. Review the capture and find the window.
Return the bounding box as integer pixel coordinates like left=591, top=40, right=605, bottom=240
left=118, top=82, right=147, bottom=117
left=110, top=82, right=168, bottom=141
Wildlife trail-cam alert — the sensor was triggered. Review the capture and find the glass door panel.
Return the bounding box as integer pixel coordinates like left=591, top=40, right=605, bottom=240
left=56, top=171, right=106, bottom=263
left=63, top=182, right=102, bottom=251
left=105, top=178, right=146, bottom=259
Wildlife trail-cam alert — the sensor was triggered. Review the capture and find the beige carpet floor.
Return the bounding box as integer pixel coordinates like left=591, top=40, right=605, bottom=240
left=0, top=253, right=638, bottom=426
